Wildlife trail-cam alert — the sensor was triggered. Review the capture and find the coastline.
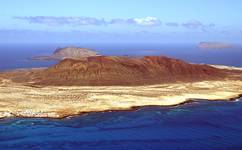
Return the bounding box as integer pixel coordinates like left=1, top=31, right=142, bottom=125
left=1, top=96, right=242, bottom=120
left=0, top=79, right=241, bottom=119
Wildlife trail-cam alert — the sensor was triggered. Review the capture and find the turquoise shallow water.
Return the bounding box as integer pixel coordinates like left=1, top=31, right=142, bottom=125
left=1, top=98, right=242, bottom=150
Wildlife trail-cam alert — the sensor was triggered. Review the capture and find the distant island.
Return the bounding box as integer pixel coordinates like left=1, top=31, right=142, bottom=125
left=198, top=42, right=232, bottom=49
left=32, top=47, right=99, bottom=60
left=0, top=47, right=241, bottom=118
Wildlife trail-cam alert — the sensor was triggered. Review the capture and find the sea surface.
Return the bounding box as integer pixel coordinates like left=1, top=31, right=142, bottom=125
left=1, top=99, right=242, bottom=150
left=0, top=43, right=242, bottom=150
left=0, top=43, right=242, bottom=70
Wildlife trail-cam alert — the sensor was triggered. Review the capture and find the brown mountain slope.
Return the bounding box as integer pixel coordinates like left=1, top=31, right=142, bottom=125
left=25, top=56, right=228, bottom=86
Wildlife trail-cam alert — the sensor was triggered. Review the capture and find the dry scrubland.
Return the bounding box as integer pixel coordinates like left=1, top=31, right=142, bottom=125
left=0, top=78, right=241, bottom=118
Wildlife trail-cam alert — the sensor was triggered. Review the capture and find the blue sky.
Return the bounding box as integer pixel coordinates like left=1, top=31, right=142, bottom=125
left=1, top=0, right=242, bottom=43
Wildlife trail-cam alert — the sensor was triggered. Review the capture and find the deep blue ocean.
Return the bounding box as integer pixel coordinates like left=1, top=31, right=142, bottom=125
left=0, top=43, right=242, bottom=150
left=0, top=43, right=242, bottom=70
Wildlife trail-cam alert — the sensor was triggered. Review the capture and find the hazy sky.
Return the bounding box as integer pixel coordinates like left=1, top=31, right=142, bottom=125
left=1, top=0, right=242, bottom=44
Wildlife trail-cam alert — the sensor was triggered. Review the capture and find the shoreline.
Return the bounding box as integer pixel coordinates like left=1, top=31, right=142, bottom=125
left=0, top=95, right=242, bottom=120
left=0, top=80, right=242, bottom=119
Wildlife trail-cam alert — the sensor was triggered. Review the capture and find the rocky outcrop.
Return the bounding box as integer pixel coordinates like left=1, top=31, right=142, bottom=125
left=32, top=47, right=99, bottom=60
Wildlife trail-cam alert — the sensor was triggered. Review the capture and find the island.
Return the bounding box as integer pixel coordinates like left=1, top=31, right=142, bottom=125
left=198, top=42, right=232, bottom=49
left=0, top=53, right=241, bottom=118
left=32, top=47, right=99, bottom=60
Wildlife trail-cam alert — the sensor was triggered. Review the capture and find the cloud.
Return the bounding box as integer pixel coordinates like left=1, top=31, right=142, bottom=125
left=165, top=22, right=179, bottom=27
left=182, top=20, right=215, bottom=31
left=14, top=16, right=107, bottom=26
left=109, top=19, right=127, bottom=24
left=208, top=23, right=215, bottom=28
left=13, top=16, right=216, bottom=32
left=129, top=16, right=161, bottom=26
left=182, top=20, right=203, bottom=29
left=14, top=16, right=162, bottom=27
left=219, top=30, right=234, bottom=35
left=110, top=17, right=161, bottom=26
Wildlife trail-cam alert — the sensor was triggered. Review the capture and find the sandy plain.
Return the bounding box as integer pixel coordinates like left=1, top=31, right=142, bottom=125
left=0, top=75, right=241, bottom=118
